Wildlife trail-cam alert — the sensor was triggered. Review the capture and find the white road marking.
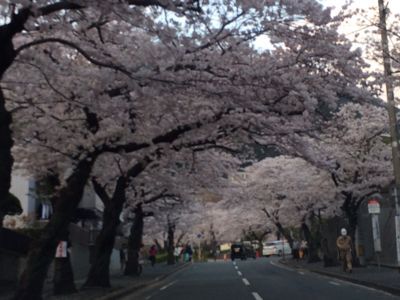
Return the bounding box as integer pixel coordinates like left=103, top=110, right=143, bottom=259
left=252, top=292, right=263, bottom=300
left=235, top=266, right=239, bottom=270
left=329, top=281, right=340, bottom=286
left=242, top=278, right=250, bottom=286
left=160, top=280, right=177, bottom=291
left=269, top=260, right=295, bottom=272
left=145, top=296, right=152, bottom=300
left=233, top=261, right=236, bottom=265
left=271, top=261, right=396, bottom=298
left=238, top=271, right=242, bottom=276
left=300, top=271, right=397, bottom=298
left=298, top=271, right=305, bottom=275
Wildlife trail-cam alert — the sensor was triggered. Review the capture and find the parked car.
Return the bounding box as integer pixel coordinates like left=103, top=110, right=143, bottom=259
left=231, top=243, right=246, bottom=260
left=262, top=240, right=291, bottom=257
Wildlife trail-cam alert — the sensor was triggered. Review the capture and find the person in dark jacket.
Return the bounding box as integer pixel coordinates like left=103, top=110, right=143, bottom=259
left=184, top=244, right=193, bottom=262
left=149, top=245, right=157, bottom=266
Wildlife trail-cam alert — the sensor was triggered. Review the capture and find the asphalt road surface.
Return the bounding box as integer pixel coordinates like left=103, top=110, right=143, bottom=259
left=124, top=257, right=398, bottom=300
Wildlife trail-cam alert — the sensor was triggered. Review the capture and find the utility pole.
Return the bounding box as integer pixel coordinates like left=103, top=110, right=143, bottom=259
left=378, top=0, right=400, bottom=269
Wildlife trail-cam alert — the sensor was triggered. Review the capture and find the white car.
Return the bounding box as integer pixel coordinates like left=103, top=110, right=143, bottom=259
left=262, top=240, right=291, bottom=257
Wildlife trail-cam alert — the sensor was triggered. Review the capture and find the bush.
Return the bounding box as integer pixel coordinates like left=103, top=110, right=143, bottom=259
left=156, top=252, right=168, bottom=263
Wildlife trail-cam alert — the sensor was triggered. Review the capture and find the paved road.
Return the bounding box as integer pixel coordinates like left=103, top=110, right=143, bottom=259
left=125, top=257, right=399, bottom=300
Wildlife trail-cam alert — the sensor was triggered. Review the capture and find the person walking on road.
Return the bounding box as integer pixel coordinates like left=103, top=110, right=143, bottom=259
left=174, top=245, right=182, bottom=263
left=119, top=247, right=127, bottom=273
left=184, top=244, right=193, bottom=262
left=336, top=228, right=353, bottom=273
left=292, top=240, right=300, bottom=261
left=149, top=245, right=157, bottom=267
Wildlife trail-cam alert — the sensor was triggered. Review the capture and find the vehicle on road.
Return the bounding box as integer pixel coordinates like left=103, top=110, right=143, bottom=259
left=231, top=243, right=246, bottom=260
left=262, top=240, right=291, bottom=257
left=242, top=241, right=257, bottom=259
left=244, top=245, right=256, bottom=259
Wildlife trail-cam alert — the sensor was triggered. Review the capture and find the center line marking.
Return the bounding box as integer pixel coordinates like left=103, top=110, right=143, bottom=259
left=242, top=278, right=250, bottom=286
left=235, top=266, right=239, bottom=270
left=252, top=292, right=263, bottom=300
left=160, top=280, right=177, bottom=291
left=329, top=281, right=340, bottom=286
left=299, top=272, right=305, bottom=275
left=238, top=271, right=242, bottom=276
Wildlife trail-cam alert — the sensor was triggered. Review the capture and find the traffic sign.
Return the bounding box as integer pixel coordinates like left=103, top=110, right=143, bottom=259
left=368, top=199, right=380, bottom=214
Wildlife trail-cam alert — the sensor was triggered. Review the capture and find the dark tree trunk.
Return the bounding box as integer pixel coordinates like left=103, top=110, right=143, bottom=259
left=53, top=228, right=76, bottom=295
left=275, top=222, right=294, bottom=249
left=86, top=158, right=151, bottom=284
left=84, top=177, right=126, bottom=288
left=341, top=193, right=360, bottom=266
left=0, top=9, right=31, bottom=227
left=154, top=239, right=163, bottom=252
left=0, top=87, right=13, bottom=229
left=301, top=222, right=320, bottom=263
left=125, top=204, right=144, bottom=276
left=262, top=209, right=293, bottom=249
left=167, top=223, right=175, bottom=265
left=14, top=158, right=95, bottom=300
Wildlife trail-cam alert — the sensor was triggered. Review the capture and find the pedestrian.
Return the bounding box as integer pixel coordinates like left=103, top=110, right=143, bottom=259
left=300, top=240, right=308, bottom=259
left=149, top=244, right=157, bottom=267
left=336, top=228, right=353, bottom=273
left=184, top=244, right=193, bottom=262
left=119, top=247, right=127, bottom=272
left=174, top=245, right=182, bottom=263
left=292, top=240, right=300, bottom=261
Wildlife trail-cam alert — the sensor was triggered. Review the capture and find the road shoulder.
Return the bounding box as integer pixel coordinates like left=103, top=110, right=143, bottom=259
left=279, top=259, right=400, bottom=297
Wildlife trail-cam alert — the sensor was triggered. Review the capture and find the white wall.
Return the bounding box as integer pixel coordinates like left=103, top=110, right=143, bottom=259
left=10, top=174, right=36, bottom=216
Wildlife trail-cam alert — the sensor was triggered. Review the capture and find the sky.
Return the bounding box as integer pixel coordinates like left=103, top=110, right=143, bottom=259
left=321, top=0, right=400, bottom=100
left=254, top=0, right=400, bottom=100
left=321, top=0, right=400, bottom=35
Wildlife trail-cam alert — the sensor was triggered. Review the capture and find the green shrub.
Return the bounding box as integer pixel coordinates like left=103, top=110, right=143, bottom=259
left=156, top=252, right=168, bottom=263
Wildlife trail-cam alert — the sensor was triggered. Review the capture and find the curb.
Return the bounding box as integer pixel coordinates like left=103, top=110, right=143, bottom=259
left=279, top=260, right=400, bottom=297
left=97, top=263, right=191, bottom=300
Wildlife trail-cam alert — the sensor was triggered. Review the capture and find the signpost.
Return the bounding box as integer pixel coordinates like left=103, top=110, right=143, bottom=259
left=368, top=195, right=382, bottom=269
left=392, top=188, right=400, bottom=271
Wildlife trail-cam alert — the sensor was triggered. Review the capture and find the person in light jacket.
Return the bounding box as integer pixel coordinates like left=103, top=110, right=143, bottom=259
left=336, top=228, right=353, bottom=273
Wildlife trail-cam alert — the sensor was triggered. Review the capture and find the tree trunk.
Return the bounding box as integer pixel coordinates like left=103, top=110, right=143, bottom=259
left=53, top=229, right=76, bottom=295
left=0, top=11, right=31, bottom=228
left=275, top=222, right=293, bottom=249
left=154, top=239, right=163, bottom=252
left=84, top=177, right=126, bottom=287
left=167, top=223, right=175, bottom=265
left=341, top=193, right=360, bottom=266
left=343, top=205, right=359, bottom=266
left=14, top=158, right=95, bottom=300
left=0, top=87, right=13, bottom=229
left=301, top=222, right=320, bottom=263
left=125, top=204, right=144, bottom=276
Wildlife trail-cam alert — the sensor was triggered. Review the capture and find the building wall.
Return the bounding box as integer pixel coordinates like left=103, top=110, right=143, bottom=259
left=10, top=174, right=36, bottom=217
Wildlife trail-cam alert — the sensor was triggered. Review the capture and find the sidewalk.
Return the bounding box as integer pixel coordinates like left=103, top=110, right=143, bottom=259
left=280, top=258, right=400, bottom=296
left=1, top=262, right=189, bottom=300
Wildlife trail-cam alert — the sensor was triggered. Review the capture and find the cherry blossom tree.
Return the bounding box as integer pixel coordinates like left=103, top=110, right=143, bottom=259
left=0, top=1, right=387, bottom=298
left=290, top=103, right=393, bottom=243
